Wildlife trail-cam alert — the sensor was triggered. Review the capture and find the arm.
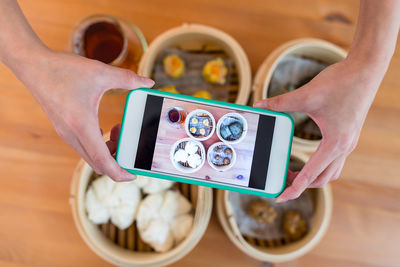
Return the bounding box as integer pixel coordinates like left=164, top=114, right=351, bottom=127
left=255, top=0, right=400, bottom=201
left=0, top=0, right=154, bottom=181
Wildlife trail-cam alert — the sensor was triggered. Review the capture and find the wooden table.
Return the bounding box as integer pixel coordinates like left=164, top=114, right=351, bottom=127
left=0, top=0, right=399, bottom=266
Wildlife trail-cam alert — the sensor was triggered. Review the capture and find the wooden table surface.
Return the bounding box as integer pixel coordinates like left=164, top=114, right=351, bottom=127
left=0, top=0, right=399, bottom=266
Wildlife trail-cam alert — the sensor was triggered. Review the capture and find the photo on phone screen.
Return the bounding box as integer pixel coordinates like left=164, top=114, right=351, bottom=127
left=134, top=95, right=276, bottom=190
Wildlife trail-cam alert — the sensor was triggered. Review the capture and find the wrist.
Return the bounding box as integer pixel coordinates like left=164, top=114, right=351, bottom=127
left=5, top=43, right=53, bottom=89
left=346, top=45, right=393, bottom=76
left=340, top=54, right=385, bottom=103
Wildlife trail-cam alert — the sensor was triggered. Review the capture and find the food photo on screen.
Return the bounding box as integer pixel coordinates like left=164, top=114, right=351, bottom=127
left=150, top=97, right=260, bottom=188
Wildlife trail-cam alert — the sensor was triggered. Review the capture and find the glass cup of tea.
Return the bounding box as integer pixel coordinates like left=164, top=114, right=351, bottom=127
left=70, top=14, right=148, bottom=94
left=166, top=107, right=187, bottom=128
left=70, top=14, right=129, bottom=66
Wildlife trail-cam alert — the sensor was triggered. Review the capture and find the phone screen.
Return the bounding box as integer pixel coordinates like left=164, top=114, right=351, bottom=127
left=134, top=95, right=276, bottom=190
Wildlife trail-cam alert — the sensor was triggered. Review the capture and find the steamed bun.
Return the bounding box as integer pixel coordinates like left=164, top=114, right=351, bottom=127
left=136, top=193, right=164, bottom=231
left=171, top=214, right=194, bottom=243
left=85, top=175, right=141, bottom=230
left=136, top=190, right=193, bottom=252
left=140, top=220, right=174, bottom=252
left=85, top=187, right=110, bottom=224
left=91, top=175, right=118, bottom=207
left=132, top=175, right=150, bottom=188
left=109, top=182, right=141, bottom=229
left=160, top=190, right=192, bottom=222
left=133, top=175, right=174, bottom=194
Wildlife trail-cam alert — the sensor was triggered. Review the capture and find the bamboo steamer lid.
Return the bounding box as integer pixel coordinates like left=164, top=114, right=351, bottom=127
left=70, top=160, right=213, bottom=267
left=138, top=23, right=252, bottom=105
left=216, top=150, right=333, bottom=263
left=253, top=38, right=347, bottom=152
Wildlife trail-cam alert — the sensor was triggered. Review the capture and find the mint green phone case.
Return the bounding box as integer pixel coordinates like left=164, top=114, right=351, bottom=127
left=116, top=89, right=294, bottom=198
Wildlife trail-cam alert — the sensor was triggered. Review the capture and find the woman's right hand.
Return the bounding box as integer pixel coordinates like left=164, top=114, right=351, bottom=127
left=17, top=49, right=154, bottom=181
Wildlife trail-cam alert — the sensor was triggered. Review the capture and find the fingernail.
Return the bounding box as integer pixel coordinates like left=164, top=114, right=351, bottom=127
left=141, top=77, right=155, bottom=87
left=117, top=174, right=135, bottom=182
left=275, top=198, right=284, bottom=203
left=253, top=101, right=266, bottom=108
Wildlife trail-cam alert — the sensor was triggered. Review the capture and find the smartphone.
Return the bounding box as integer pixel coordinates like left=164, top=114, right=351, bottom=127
left=116, top=89, right=293, bottom=198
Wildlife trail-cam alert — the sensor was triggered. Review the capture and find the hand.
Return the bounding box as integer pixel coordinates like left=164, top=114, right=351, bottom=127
left=254, top=58, right=382, bottom=201
left=18, top=49, right=154, bottom=181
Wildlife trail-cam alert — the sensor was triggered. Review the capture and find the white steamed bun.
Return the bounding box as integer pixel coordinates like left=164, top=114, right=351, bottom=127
left=136, top=190, right=193, bottom=252
left=133, top=175, right=174, bottom=194
left=171, top=214, right=194, bottom=243
left=140, top=220, right=174, bottom=252
left=85, top=187, right=110, bottom=224
left=85, top=175, right=141, bottom=230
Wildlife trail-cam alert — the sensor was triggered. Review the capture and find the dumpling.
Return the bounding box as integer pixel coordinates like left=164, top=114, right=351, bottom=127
left=85, top=176, right=141, bottom=230
left=161, top=85, right=179, bottom=94
left=142, top=179, right=175, bottom=194
left=109, top=182, right=141, bottom=229
left=132, top=175, right=149, bottom=188
left=247, top=199, right=277, bottom=224
left=192, top=90, right=212, bottom=99
left=202, top=58, right=227, bottom=84
left=85, top=187, right=110, bottom=224
left=185, top=141, right=199, bottom=155
left=133, top=175, right=174, bottom=195
left=140, top=219, right=174, bottom=252
left=91, top=175, right=118, bottom=208
left=224, top=147, right=233, bottom=155
left=174, top=149, right=188, bottom=163
left=112, top=181, right=141, bottom=205
left=171, top=214, right=193, bottom=243
left=110, top=204, right=137, bottom=230
left=223, top=158, right=231, bottom=165
left=199, top=128, right=206, bottom=135
left=163, top=54, right=185, bottom=78
left=187, top=153, right=202, bottom=169
left=136, top=190, right=193, bottom=252
left=190, top=127, right=197, bottom=134
left=282, top=210, right=308, bottom=240
left=160, top=190, right=192, bottom=222
left=136, top=192, right=164, bottom=231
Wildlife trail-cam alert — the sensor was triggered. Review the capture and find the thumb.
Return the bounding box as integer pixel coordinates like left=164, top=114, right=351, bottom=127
left=253, top=89, right=307, bottom=113
left=105, top=66, right=154, bottom=90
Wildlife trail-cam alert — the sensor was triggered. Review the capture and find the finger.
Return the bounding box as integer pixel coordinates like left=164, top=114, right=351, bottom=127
left=106, top=124, right=121, bottom=154
left=75, top=141, right=102, bottom=173
left=286, top=170, right=299, bottom=185
left=77, top=120, right=135, bottom=182
left=110, top=124, right=121, bottom=142
left=276, top=176, right=309, bottom=203
left=309, top=157, right=345, bottom=188
left=253, top=89, right=308, bottom=113
left=104, top=66, right=154, bottom=90
left=332, top=159, right=346, bottom=180
left=276, top=141, right=335, bottom=202
left=106, top=139, right=118, bottom=155
left=65, top=134, right=100, bottom=173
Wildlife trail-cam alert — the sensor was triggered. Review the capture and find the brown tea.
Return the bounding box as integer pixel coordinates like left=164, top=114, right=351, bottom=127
left=83, top=21, right=124, bottom=64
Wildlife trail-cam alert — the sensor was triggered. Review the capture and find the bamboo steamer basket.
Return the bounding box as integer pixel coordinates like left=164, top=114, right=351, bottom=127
left=216, top=150, right=333, bottom=263
left=138, top=23, right=252, bottom=105
left=70, top=159, right=213, bottom=267
left=253, top=38, right=347, bottom=152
